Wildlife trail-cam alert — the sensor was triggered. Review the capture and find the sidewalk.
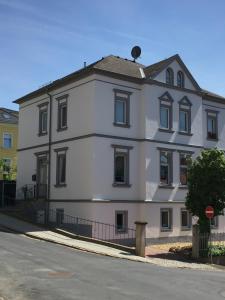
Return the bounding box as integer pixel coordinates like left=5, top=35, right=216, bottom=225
left=0, top=213, right=219, bottom=271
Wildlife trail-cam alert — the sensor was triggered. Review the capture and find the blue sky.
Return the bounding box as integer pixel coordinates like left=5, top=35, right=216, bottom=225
left=1, top=0, right=225, bottom=110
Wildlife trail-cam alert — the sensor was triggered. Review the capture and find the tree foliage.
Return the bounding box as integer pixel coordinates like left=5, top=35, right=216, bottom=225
left=186, top=149, right=225, bottom=233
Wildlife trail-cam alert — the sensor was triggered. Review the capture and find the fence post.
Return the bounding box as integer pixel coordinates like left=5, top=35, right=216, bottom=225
left=135, top=221, right=147, bottom=257
left=192, top=224, right=200, bottom=259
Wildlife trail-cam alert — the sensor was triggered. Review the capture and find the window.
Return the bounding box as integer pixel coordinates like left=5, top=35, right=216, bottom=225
left=159, top=92, right=173, bottom=131
left=179, top=153, right=191, bottom=186
left=166, top=68, right=174, bottom=85
left=3, top=133, right=12, bottom=148
left=113, top=89, right=131, bottom=127
left=177, top=71, right=185, bottom=88
left=178, top=96, right=192, bottom=134
left=161, top=208, right=172, bottom=231
left=159, top=150, right=173, bottom=186
left=57, top=95, right=68, bottom=131
left=207, top=110, right=218, bottom=140
left=112, top=145, right=133, bottom=186
left=181, top=209, right=192, bottom=230
left=55, top=148, right=68, bottom=186
left=211, top=216, right=218, bottom=229
left=38, top=103, right=48, bottom=135
left=115, top=211, right=128, bottom=233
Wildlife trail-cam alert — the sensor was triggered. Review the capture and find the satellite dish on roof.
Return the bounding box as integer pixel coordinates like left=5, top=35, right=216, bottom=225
left=131, top=46, right=141, bottom=61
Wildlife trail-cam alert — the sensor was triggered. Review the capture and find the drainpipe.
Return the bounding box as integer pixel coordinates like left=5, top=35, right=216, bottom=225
left=46, top=90, right=53, bottom=223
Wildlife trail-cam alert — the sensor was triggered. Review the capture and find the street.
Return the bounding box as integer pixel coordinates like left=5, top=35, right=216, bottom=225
left=0, top=226, right=225, bottom=300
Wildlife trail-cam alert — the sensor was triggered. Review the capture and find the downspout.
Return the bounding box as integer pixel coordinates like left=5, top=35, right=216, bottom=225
left=46, top=90, right=52, bottom=222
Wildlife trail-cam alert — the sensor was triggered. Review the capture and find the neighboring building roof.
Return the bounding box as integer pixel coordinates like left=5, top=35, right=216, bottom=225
left=13, top=54, right=225, bottom=104
left=0, top=107, right=18, bottom=124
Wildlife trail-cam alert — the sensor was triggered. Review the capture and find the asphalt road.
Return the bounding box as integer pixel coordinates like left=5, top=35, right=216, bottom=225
left=0, top=226, right=225, bottom=300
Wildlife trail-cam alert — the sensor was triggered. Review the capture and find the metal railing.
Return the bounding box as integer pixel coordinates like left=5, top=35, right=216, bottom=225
left=22, top=207, right=136, bottom=247
left=22, top=184, right=47, bottom=200
left=199, top=232, right=225, bottom=256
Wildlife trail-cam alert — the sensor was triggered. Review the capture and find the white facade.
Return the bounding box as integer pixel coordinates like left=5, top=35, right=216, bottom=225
left=15, top=55, right=225, bottom=241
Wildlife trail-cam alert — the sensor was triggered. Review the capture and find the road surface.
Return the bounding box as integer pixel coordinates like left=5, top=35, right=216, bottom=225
left=0, top=226, right=225, bottom=300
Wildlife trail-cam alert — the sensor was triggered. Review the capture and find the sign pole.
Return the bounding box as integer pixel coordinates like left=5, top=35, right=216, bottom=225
left=209, top=218, right=212, bottom=264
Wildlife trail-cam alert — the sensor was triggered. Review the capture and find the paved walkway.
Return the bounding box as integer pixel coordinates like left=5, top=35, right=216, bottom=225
left=0, top=213, right=220, bottom=271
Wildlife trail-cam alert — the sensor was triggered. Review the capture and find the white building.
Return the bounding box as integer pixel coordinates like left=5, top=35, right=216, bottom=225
left=14, top=54, right=225, bottom=242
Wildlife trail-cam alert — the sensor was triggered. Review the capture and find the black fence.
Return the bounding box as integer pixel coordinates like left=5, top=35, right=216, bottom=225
left=23, top=207, right=136, bottom=246
left=0, top=180, right=16, bottom=207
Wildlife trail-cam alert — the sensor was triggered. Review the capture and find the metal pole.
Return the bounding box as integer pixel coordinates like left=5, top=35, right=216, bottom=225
left=210, top=218, right=213, bottom=264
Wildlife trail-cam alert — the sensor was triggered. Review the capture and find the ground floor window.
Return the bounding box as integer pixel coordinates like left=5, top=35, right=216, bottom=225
left=115, top=210, right=128, bottom=233
left=181, top=208, right=192, bottom=230
left=160, top=208, right=172, bottom=231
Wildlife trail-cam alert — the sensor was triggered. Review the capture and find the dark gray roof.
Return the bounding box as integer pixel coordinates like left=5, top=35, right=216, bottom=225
left=13, top=54, right=225, bottom=104
left=0, top=107, right=18, bottom=124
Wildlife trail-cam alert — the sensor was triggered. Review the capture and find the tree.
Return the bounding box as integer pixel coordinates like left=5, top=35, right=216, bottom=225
left=186, top=148, right=225, bottom=233
left=0, top=159, right=16, bottom=181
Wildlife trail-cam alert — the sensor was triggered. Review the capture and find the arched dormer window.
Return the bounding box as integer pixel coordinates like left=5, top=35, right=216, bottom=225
left=177, top=71, right=185, bottom=88
left=166, top=68, right=174, bottom=85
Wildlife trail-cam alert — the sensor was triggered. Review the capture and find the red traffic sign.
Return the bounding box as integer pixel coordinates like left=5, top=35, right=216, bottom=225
left=205, top=206, right=214, bottom=219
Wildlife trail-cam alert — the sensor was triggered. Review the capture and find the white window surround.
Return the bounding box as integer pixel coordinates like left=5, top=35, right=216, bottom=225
left=113, top=89, right=132, bottom=128
left=158, top=92, right=174, bottom=132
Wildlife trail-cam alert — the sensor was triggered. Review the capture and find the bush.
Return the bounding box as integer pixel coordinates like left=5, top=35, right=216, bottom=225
left=209, top=245, right=225, bottom=256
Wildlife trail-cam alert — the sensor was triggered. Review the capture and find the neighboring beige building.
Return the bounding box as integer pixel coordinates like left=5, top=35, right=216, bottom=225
left=14, top=54, right=225, bottom=242
left=0, top=108, right=18, bottom=180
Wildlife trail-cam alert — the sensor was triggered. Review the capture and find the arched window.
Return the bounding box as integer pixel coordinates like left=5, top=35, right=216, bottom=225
left=166, top=68, right=174, bottom=85
left=177, top=71, right=184, bottom=88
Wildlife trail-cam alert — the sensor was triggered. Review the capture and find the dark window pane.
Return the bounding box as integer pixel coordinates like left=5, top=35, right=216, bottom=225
left=179, top=110, right=188, bottom=132
left=116, top=213, right=124, bottom=230
left=160, top=165, right=168, bottom=184
left=115, top=100, right=126, bottom=123
left=58, top=154, right=66, bottom=184
left=115, top=155, right=125, bottom=182
left=181, top=210, right=188, bottom=227
left=160, top=107, right=169, bottom=129
left=207, top=116, right=217, bottom=139
left=61, top=105, right=67, bottom=128
left=180, top=167, right=187, bottom=185
left=160, top=152, right=168, bottom=164
left=161, top=211, right=169, bottom=228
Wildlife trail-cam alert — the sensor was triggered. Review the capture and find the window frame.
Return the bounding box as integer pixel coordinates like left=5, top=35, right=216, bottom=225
left=113, top=89, right=132, bottom=128
left=115, top=210, right=128, bottom=234
left=3, top=133, right=12, bottom=149
left=111, top=144, right=133, bottom=187
left=178, top=96, right=192, bottom=135
left=159, top=92, right=174, bottom=132
left=56, top=94, right=68, bottom=131
left=160, top=208, right=173, bottom=231
left=180, top=208, right=192, bottom=230
left=159, top=148, right=174, bottom=187
left=166, top=68, right=174, bottom=85
left=38, top=102, right=48, bottom=136
left=206, top=110, right=218, bottom=141
left=177, top=71, right=185, bottom=88
left=54, top=147, right=68, bottom=187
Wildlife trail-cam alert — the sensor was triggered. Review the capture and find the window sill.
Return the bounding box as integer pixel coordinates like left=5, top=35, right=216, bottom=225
left=207, top=137, right=218, bottom=141
left=178, top=185, right=188, bottom=189
left=158, top=184, right=175, bottom=189
left=38, top=132, right=48, bottom=136
left=57, top=127, right=68, bottom=132
left=161, top=228, right=173, bottom=232
left=112, top=183, right=132, bottom=188
left=178, top=131, right=193, bottom=136
left=181, top=227, right=192, bottom=231
left=54, top=184, right=67, bottom=188
left=158, top=128, right=174, bottom=133
left=113, top=122, right=131, bottom=128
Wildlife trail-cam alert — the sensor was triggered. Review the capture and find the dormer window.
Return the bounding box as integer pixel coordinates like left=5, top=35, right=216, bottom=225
left=166, top=68, right=174, bottom=85
left=177, top=71, right=185, bottom=88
